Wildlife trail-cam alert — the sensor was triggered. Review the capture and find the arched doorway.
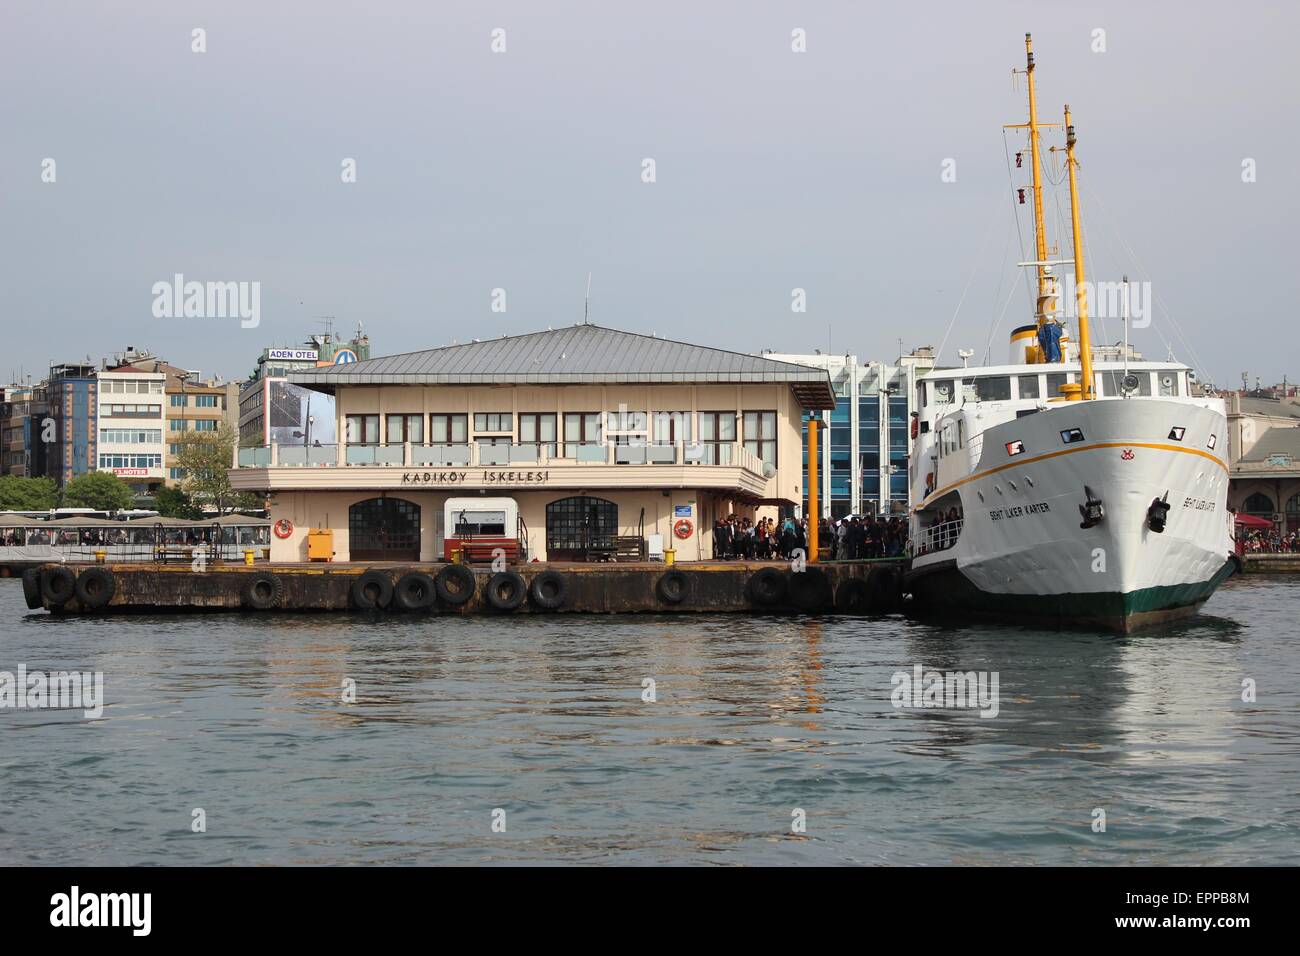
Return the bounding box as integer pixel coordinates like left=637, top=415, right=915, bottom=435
left=1242, top=492, right=1274, bottom=520
left=546, top=496, right=617, bottom=561
left=349, top=497, right=421, bottom=561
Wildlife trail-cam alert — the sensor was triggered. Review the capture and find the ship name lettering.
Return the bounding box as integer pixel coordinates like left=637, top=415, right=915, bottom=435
left=988, top=501, right=1050, bottom=521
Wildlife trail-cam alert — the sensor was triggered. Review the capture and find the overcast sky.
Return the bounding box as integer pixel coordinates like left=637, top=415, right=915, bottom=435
left=2, top=0, right=1295, bottom=390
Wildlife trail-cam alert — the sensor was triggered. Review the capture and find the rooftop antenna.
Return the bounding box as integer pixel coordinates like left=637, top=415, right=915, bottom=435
left=584, top=273, right=592, bottom=325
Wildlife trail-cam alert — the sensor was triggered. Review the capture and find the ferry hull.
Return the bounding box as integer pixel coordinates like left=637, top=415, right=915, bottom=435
left=905, top=555, right=1238, bottom=633
left=907, top=396, right=1235, bottom=633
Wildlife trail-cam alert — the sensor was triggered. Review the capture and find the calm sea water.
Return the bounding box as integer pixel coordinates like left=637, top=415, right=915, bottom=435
left=0, top=575, right=1296, bottom=866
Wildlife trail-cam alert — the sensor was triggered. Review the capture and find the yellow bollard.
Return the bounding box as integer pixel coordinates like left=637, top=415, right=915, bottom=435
left=664, top=548, right=676, bottom=566
left=244, top=550, right=255, bottom=566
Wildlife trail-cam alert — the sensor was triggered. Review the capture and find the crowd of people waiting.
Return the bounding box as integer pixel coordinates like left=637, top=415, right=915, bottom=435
left=1237, top=528, right=1300, bottom=553
left=712, top=515, right=807, bottom=559
left=710, top=513, right=908, bottom=560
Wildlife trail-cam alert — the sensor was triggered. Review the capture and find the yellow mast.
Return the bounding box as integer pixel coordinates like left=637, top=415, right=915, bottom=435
left=1006, top=33, right=1062, bottom=363
left=1024, top=34, right=1050, bottom=324
left=1064, top=105, right=1095, bottom=400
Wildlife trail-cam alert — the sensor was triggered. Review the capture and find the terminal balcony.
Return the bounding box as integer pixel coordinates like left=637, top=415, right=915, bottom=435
left=232, top=440, right=773, bottom=497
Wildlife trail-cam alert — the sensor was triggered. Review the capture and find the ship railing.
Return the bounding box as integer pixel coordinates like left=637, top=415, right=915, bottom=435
left=916, top=517, right=964, bottom=555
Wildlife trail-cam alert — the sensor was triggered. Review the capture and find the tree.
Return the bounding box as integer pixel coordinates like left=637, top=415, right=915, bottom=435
left=154, top=485, right=204, bottom=520
left=61, top=471, right=134, bottom=512
left=0, top=475, right=59, bottom=511
left=176, top=424, right=263, bottom=514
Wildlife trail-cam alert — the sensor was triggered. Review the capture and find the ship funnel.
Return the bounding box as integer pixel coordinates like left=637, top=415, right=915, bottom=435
left=1009, top=324, right=1070, bottom=364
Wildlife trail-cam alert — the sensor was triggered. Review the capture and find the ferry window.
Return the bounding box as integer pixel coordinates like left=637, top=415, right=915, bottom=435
left=474, top=413, right=512, bottom=433
left=1060, top=428, right=1085, bottom=444
left=1100, top=372, right=1151, bottom=397
left=963, top=376, right=1011, bottom=402
left=698, top=412, right=736, bottom=465
left=564, top=412, right=602, bottom=457
left=1045, top=373, right=1073, bottom=398
left=742, top=411, right=777, bottom=468
left=386, top=414, right=423, bottom=444
left=1158, top=372, right=1179, bottom=397
left=429, top=414, right=467, bottom=444
left=933, top=380, right=954, bottom=405
left=345, top=414, right=380, bottom=444
left=519, top=413, right=558, bottom=457
left=1017, top=375, right=1040, bottom=399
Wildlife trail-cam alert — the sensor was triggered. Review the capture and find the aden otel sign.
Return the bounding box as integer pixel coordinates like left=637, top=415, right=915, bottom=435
left=400, top=470, right=550, bottom=486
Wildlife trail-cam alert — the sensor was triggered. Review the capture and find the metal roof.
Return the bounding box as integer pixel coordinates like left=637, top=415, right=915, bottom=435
left=1240, top=426, right=1300, bottom=463
left=288, top=324, right=835, bottom=408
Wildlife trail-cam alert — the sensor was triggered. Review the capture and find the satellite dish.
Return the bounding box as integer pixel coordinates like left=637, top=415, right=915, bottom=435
left=762, top=463, right=776, bottom=479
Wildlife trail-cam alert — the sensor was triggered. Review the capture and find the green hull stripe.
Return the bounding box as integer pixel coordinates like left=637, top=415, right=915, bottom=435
left=907, top=558, right=1237, bottom=622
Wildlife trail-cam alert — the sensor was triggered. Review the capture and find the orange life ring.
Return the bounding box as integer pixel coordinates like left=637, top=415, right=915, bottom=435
left=273, top=519, right=294, bottom=539
left=673, top=518, right=693, bottom=539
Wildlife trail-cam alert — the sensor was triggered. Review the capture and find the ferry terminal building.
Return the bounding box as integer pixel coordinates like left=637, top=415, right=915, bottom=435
left=231, top=325, right=835, bottom=562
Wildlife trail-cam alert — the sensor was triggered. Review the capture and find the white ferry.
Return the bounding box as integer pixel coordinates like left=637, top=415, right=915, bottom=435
left=903, top=36, right=1237, bottom=631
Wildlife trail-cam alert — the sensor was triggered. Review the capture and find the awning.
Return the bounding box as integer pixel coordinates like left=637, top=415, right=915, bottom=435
left=1233, top=512, right=1274, bottom=529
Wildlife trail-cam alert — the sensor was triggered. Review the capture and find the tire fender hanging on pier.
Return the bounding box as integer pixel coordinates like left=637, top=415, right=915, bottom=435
left=834, top=577, right=872, bottom=614
left=435, top=565, right=476, bottom=606
left=746, top=567, right=788, bottom=607
left=350, top=570, right=394, bottom=610
left=393, top=571, right=437, bottom=612
left=656, top=569, right=689, bottom=604
left=528, top=570, right=567, bottom=610
left=788, top=568, right=832, bottom=611
left=40, top=567, right=77, bottom=606
left=485, top=571, right=526, bottom=612
left=241, top=571, right=284, bottom=610
left=74, top=568, right=116, bottom=610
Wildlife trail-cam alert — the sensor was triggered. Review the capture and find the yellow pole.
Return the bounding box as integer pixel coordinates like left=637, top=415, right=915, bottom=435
left=807, top=416, right=819, bottom=563
left=1024, top=34, right=1051, bottom=337
left=1065, top=105, right=1095, bottom=400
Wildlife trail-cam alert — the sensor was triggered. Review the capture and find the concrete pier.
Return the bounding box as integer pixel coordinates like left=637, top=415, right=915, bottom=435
left=20, top=560, right=906, bottom=616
